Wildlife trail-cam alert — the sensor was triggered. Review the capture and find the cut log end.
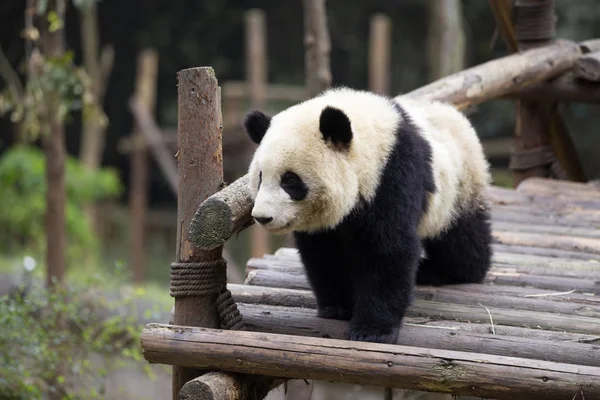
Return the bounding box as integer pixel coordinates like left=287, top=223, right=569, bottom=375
left=190, top=197, right=235, bottom=250
left=179, top=373, right=242, bottom=400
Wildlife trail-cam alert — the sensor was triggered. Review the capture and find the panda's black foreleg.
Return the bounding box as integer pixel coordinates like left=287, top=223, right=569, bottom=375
left=347, top=233, right=421, bottom=344
left=416, top=205, right=492, bottom=285
left=294, top=230, right=354, bottom=320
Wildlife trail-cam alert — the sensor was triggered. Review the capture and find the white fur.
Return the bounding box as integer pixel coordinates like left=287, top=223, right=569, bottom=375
left=395, top=96, right=491, bottom=238
left=248, top=87, right=490, bottom=238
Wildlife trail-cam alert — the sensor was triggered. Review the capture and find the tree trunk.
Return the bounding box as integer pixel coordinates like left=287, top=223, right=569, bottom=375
left=41, top=0, right=67, bottom=289
left=129, top=49, right=159, bottom=283
left=427, top=0, right=466, bottom=80
left=303, top=0, right=332, bottom=96
left=78, top=2, right=114, bottom=236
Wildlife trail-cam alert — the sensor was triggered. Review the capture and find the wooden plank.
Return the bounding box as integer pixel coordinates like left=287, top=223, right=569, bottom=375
left=230, top=283, right=600, bottom=321
left=492, top=231, right=600, bottom=255
left=231, top=302, right=600, bottom=367
left=141, top=323, right=600, bottom=400
left=245, top=264, right=599, bottom=297
left=252, top=251, right=600, bottom=276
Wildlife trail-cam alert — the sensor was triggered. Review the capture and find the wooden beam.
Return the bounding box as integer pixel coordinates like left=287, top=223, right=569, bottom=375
left=506, top=72, right=600, bottom=103
left=400, top=39, right=581, bottom=110
left=129, top=49, right=159, bottom=283
left=222, top=295, right=600, bottom=368
left=141, top=323, right=600, bottom=400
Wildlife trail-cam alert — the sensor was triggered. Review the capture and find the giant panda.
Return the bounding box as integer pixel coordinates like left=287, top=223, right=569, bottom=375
left=242, top=87, right=492, bottom=344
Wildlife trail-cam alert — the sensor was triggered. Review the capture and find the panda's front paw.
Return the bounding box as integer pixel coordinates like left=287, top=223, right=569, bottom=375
left=317, top=304, right=352, bottom=320
left=347, top=324, right=399, bottom=344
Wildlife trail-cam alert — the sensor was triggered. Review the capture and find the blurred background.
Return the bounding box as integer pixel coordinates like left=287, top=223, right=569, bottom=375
left=1, top=0, right=599, bottom=399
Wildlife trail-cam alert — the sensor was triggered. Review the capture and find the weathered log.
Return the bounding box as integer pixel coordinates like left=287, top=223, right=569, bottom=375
left=237, top=275, right=600, bottom=333
left=491, top=243, right=600, bottom=261
left=141, top=323, right=600, bottom=400
left=506, top=71, right=600, bottom=104
left=517, top=177, right=600, bottom=198
left=492, top=203, right=600, bottom=223
left=492, top=220, right=600, bottom=239
left=245, top=263, right=599, bottom=298
left=573, top=51, right=600, bottom=81
left=172, top=67, right=234, bottom=400
left=492, top=230, right=600, bottom=255
left=491, top=208, right=600, bottom=229
left=230, top=282, right=600, bottom=321
left=179, top=372, right=274, bottom=400
left=252, top=250, right=600, bottom=276
left=231, top=302, right=600, bottom=367
left=189, top=175, right=254, bottom=251
left=401, top=39, right=581, bottom=110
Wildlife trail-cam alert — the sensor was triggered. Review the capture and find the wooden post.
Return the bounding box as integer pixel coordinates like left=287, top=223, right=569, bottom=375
left=303, top=0, right=332, bottom=96
left=245, top=9, right=270, bottom=259
left=427, top=0, right=465, bottom=80
left=129, top=49, right=159, bottom=283
left=171, top=67, right=224, bottom=399
left=495, top=0, right=586, bottom=185
left=369, top=14, right=391, bottom=95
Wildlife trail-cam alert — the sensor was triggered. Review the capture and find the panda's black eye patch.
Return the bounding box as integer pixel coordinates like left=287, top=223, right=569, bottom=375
left=281, top=171, right=308, bottom=201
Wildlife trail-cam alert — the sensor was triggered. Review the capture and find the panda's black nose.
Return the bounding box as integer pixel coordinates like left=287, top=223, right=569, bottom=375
left=255, top=216, right=273, bottom=225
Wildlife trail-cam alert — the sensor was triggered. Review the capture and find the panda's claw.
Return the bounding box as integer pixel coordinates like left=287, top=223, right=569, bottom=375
left=317, top=305, right=353, bottom=320
left=346, top=325, right=400, bottom=344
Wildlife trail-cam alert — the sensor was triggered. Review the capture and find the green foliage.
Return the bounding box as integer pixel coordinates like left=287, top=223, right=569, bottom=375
left=0, top=49, right=106, bottom=142
left=0, top=145, right=122, bottom=264
left=0, top=272, right=146, bottom=400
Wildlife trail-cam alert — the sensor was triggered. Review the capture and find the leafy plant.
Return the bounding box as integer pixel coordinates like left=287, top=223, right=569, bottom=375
left=0, top=145, right=122, bottom=265
left=0, top=266, right=146, bottom=400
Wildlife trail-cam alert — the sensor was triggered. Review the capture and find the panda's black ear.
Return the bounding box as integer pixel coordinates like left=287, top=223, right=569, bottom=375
left=243, top=110, right=272, bottom=144
left=319, top=106, right=352, bottom=149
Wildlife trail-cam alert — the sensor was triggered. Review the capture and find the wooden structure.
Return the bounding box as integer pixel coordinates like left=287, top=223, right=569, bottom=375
left=139, top=2, right=600, bottom=398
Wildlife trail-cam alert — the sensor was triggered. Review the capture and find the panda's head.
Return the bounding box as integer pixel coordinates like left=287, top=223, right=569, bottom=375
left=242, top=101, right=361, bottom=235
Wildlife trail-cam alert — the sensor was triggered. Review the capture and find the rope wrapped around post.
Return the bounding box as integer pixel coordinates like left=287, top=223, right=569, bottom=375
left=170, top=259, right=246, bottom=331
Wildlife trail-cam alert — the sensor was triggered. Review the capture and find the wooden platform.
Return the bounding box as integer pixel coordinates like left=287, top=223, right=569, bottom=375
left=229, top=177, right=600, bottom=370
left=142, top=177, right=600, bottom=399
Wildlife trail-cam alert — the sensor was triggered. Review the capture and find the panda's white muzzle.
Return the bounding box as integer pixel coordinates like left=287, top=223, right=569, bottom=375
left=251, top=185, right=297, bottom=233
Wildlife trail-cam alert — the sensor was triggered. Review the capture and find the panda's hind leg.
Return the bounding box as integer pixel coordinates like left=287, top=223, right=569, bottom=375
left=416, top=205, right=492, bottom=286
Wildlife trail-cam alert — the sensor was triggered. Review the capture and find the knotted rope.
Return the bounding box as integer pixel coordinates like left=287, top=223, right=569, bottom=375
left=170, top=258, right=245, bottom=330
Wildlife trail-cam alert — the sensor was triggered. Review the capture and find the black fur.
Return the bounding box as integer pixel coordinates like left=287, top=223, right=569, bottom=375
left=416, top=205, right=492, bottom=285
left=281, top=171, right=308, bottom=201
left=294, top=100, right=491, bottom=344
left=319, top=106, right=353, bottom=148
left=243, top=110, right=271, bottom=144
